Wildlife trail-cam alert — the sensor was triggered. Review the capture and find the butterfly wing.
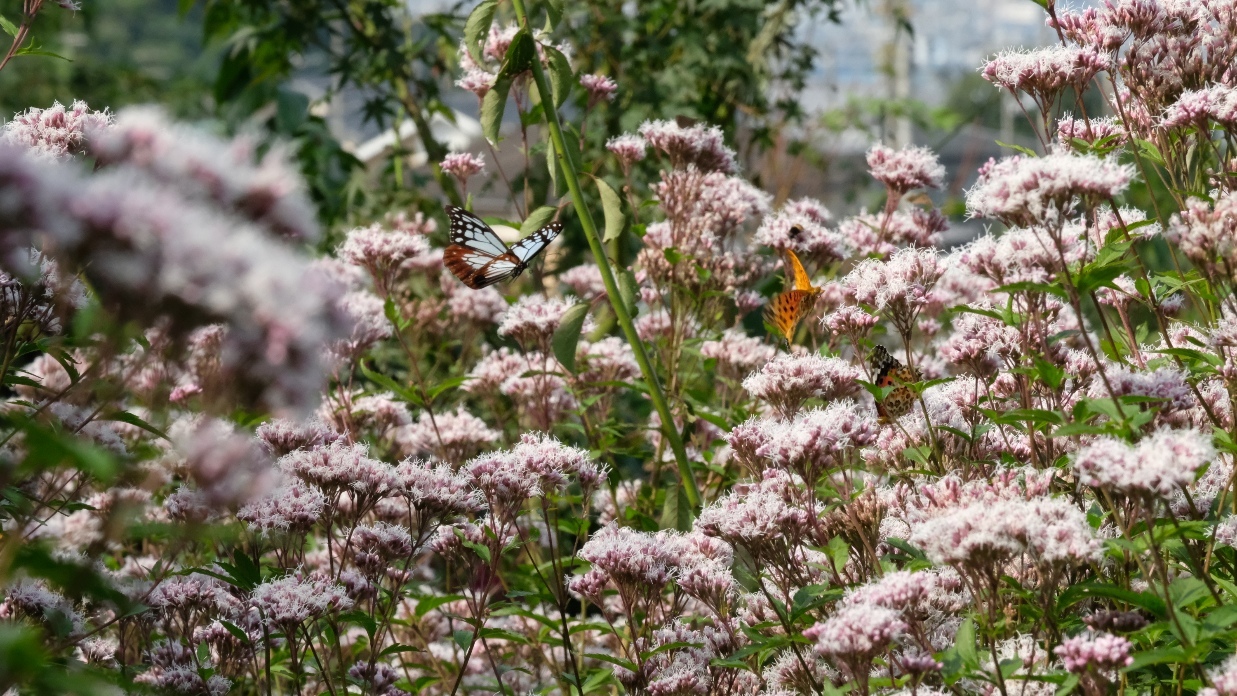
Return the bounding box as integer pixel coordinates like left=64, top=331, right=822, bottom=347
left=444, top=205, right=523, bottom=289
left=446, top=205, right=510, bottom=256
left=509, top=221, right=562, bottom=264
left=783, top=248, right=815, bottom=292
left=870, top=346, right=920, bottom=422
left=764, top=289, right=815, bottom=341
left=443, top=246, right=520, bottom=289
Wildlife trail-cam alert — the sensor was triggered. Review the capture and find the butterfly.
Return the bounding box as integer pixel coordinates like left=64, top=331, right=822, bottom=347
left=443, top=205, right=562, bottom=289
left=870, top=345, right=922, bottom=423
left=764, top=246, right=821, bottom=342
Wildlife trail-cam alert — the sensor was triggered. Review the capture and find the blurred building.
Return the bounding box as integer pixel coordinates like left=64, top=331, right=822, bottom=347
left=804, top=0, right=1056, bottom=114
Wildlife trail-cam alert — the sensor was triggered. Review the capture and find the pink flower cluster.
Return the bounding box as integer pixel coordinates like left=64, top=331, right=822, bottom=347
left=966, top=151, right=1134, bottom=226
left=637, top=119, right=737, bottom=174
left=866, top=143, right=946, bottom=195
left=1073, top=427, right=1215, bottom=499
left=741, top=353, right=860, bottom=418
left=1, top=100, right=111, bottom=159
left=910, top=496, right=1100, bottom=571
left=1054, top=631, right=1134, bottom=674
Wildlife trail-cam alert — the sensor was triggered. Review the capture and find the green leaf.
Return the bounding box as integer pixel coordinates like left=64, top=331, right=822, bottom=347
left=18, top=420, right=117, bottom=482
left=1127, top=645, right=1189, bottom=669
left=14, top=46, right=71, bottom=61
left=618, top=270, right=640, bottom=318
left=827, top=535, right=849, bottom=573
left=993, top=280, right=1068, bottom=299
left=956, top=618, right=979, bottom=667
left=454, top=528, right=492, bottom=563
left=360, top=361, right=420, bottom=406
left=581, top=667, right=613, bottom=693
left=497, top=30, right=536, bottom=79
left=1076, top=262, right=1130, bottom=297
left=462, top=0, right=498, bottom=64
left=104, top=410, right=169, bottom=440
left=409, top=675, right=441, bottom=693
left=1134, top=138, right=1165, bottom=167
left=1055, top=672, right=1080, bottom=696
left=995, top=139, right=1038, bottom=157
left=585, top=652, right=638, bottom=672
left=428, top=376, right=467, bottom=400
left=594, top=177, right=626, bottom=243
left=521, top=206, right=557, bottom=236
left=414, top=594, right=465, bottom=618
left=380, top=643, right=422, bottom=657
left=543, top=44, right=573, bottom=108
left=453, top=629, right=475, bottom=650
left=641, top=642, right=705, bottom=661
left=1056, top=582, right=1167, bottom=619
left=1170, top=576, right=1210, bottom=609
left=659, top=482, right=694, bottom=531
left=480, top=78, right=512, bottom=145
left=552, top=303, right=590, bottom=374
left=884, top=537, right=927, bottom=560
left=218, top=619, right=250, bottom=645
left=275, top=88, right=309, bottom=132
left=0, top=14, right=17, bottom=38
left=478, top=627, right=531, bottom=644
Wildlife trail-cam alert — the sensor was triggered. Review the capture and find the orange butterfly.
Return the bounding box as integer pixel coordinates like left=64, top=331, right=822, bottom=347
left=764, top=245, right=821, bottom=342
left=870, top=345, right=922, bottom=423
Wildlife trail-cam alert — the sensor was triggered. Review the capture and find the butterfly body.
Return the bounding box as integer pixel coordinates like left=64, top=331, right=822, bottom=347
left=444, top=205, right=562, bottom=289
left=870, top=345, right=921, bottom=423
left=764, top=248, right=821, bottom=341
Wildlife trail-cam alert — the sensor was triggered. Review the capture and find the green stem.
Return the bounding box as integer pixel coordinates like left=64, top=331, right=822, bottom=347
left=509, top=0, right=701, bottom=509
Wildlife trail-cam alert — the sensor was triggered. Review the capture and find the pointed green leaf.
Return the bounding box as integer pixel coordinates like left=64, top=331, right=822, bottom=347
left=480, top=78, right=512, bottom=144
left=462, top=0, right=498, bottom=64
left=956, top=618, right=979, bottom=667
left=552, top=303, right=590, bottom=374
left=544, top=44, right=573, bottom=108
left=497, top=30, right=536, bottom=79
left=521, top=206, right=557, bottom=236
left=659, top=482, right=694, bottom=531
left=618, top=270, right=640, bottom=318
left=104, top=410, right=169, bottom=440
left=414, top=594, right=466, bottom=618
left=595, top=177, right=625, bottom=243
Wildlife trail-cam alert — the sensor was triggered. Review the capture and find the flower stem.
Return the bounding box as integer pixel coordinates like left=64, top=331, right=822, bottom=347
left=508, top=0, right=701, bottom=509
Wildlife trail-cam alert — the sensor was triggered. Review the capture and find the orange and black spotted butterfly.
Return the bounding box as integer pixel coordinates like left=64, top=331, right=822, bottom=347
left=870, top=345, right=922, bottom=423
left=764, top=245, right=821, bottom=342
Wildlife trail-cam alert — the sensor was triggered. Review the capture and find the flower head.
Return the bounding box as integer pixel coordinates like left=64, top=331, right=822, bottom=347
left=1073, top=428, right=1215, bottom=499
left=580, top=74, right=618, bottom=106
left=606, top=134, right=647, bottom=169
left=966, top=151, right=1134, bottom=227
left=2, top=100, right=111, bottom=159
left=981, top=45, right=1110, bottom=108
left=1054, top=631, right=1134, bottom=674
left=441, top=152, right=485, bottom=189
left=498, top=295, right=592, bottom=349
left=742, top=353, right=861, bottom=418
left=250, top=572, right=354, bottom=628
left=638, top=119, right=737, bottom=174
left=866, top=143, right=945, bottom=195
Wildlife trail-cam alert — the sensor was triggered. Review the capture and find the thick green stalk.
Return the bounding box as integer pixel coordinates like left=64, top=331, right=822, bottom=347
left=508, top=0, right=701, bottom=509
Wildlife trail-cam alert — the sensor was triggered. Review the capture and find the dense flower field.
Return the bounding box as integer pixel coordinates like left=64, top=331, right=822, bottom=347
left=4, top=0, right=1237, bottom=694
